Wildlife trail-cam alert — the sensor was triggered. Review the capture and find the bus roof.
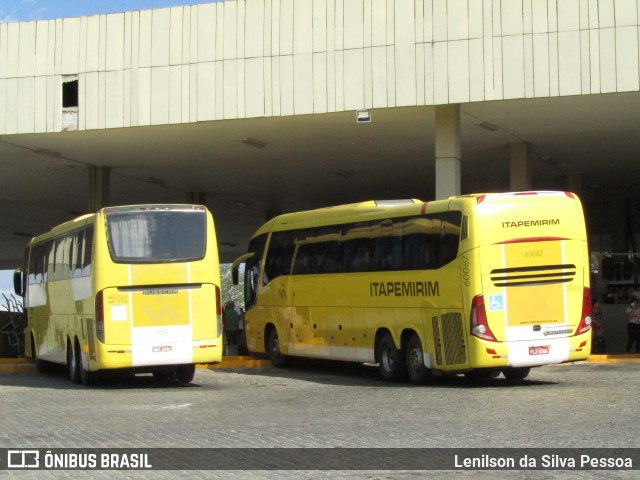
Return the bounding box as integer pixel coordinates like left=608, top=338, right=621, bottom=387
left=254, top=198, right=427, bottom=236
left=30, top=212, right=96, bottom=243
left=249, top=191, right=581, bottom=239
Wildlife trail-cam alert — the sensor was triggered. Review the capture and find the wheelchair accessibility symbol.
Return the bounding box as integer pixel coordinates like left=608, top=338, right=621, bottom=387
left=489, top=295, right=504, bottom=311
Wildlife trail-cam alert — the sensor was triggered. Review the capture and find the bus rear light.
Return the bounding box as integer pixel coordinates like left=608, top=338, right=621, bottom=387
left=470, top=295, right=497, bottom=342
left=575, top=287, right=592, bottom=335
left=95, top=290, right=105, bottom=343
left=215, top=285, right=223, bottom=336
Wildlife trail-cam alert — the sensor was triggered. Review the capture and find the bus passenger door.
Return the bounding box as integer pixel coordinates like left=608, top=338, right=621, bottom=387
left=289, top=275, right=328, bottom=358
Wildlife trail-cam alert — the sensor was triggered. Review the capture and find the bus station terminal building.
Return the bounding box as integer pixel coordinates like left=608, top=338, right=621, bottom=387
left=1, top=0, right=640, bottom=309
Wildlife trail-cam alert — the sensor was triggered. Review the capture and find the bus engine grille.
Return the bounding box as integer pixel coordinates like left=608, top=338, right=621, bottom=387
left=490, top=264, right=576, bottom=287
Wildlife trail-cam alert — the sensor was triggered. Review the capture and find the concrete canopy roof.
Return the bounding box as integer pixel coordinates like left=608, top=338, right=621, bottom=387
left=1, top=90, right=639, bottom=268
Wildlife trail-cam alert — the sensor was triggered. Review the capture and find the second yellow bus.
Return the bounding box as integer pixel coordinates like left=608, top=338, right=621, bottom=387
left=233, top=192, right=592, bottom=383
left=15, top=204, right=223, bottom=385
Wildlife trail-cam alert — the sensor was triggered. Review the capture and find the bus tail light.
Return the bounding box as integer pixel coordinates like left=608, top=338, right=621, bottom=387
left=95, top=290, right=105, bottom=343
left=215, top=285, right=223, bottom=336
left=575, top=287, right=592, bottom=335
left=470, top=295, right=497, bottom=342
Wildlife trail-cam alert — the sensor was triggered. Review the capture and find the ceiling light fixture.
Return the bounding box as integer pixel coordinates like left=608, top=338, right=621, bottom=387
left=335, top=170, right=355, bottom=179
left=474, top=121, right=499, bottom=132
left=241, top=138, right=268, bottom=148
left=34, top=148, right=62, bottom=157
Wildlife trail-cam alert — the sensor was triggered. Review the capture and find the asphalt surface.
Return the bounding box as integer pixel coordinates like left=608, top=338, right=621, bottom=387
left=1, top=360, right=639, bottom=479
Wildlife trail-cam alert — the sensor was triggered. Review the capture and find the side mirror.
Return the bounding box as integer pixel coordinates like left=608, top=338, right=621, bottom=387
left=13, top=269, right=25, bottom=297
left=231, top=253, right=255, bottom=286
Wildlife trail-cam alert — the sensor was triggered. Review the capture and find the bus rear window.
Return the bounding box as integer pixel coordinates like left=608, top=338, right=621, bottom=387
left=106, top=207, right=206, bottom=263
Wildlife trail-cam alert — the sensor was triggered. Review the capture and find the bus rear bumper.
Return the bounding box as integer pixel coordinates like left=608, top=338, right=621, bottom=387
left=95, top=339, right=222, bottom=370
left=468, top=333, right=591, bottom=369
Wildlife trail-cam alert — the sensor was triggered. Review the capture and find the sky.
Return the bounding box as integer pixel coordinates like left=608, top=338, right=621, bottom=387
left=0, top=0, right=219, bottom=23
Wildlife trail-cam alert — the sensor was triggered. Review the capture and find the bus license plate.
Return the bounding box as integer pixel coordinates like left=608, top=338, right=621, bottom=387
left=529, top=345, right=549, bottom=355
left=153, top=345, right=172, bottom=353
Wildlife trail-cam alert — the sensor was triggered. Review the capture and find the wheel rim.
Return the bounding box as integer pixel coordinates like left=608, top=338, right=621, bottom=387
left=381, top=343, right=395, bottom=372
left=270, top=333, right=280, bottom=359
left=68, top=344, right=76, bottom=379
left=407, top=344, right=422, bottom=374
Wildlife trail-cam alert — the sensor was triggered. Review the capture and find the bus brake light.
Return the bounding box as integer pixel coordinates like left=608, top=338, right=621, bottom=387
left=470, top=295, right=497, bottom=342
left=95, top=290, right=105, bottom=343
left=575, top=287, right=592, bottom=335
left=215, top=285, right=223, bottom=336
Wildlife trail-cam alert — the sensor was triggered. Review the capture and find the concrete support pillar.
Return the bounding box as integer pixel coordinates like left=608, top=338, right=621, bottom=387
left=610, top=196, right=627, bottom=253
left=88, top=166, right=111, bottom=212
left=189, top=191, right=206, bottom=205
left=509, top=142, right=531, bottom=191
left=435, top=104, right=461, bottom=200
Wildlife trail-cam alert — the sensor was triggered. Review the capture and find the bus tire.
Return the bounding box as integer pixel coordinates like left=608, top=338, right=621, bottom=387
left=31, top=335, right=53, bottom=373
left=464, top=370, right=501, bottom=381
left=502, top=367, right=530, bottom=382
left=405, top=334, right=430, bottom=384
left=267, top=328, right=289, bottom=368
left=77, top=344, right=97, bottom=386
left=153, top=370, right=174, bottom=381
left=67, top=339, right=80, bottom=384
left=176, top=364, right=196, bottom=383
left=377, top=333, right=406, bottom=382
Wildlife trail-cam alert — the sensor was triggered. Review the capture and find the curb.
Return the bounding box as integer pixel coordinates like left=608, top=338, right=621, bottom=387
left=585, top=354, right=640, bottom=364
left=2, top=354, right=640, bottom=374
left=0, top=356, right=271, bottom=374
left=0, top=358, right=38, bottom=373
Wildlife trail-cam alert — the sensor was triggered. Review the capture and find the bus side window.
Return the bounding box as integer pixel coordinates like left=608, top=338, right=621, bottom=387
left=29, top=244, right=43, bottom=285
left=82, top=226, right=94, bottom=277
left=243, top=234, right=267, bottom=308
left=72, top=229, right=84, bottom=278
left=45, top=240, right=55, bottom=282
left=264, top=232, right=294, bottom=282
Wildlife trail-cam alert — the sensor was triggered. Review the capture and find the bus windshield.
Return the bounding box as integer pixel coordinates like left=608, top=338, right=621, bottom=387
left=105, top=206, right=206, bottom=263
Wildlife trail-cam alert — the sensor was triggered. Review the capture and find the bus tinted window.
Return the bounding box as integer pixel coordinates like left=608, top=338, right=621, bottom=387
left=106, top=208, right=205, bottom=263
left=82, top=225, right=93, bottom=277
left=245, top=234, right=267, bottom=307
left=277, top=211, right=462, bottom=276
left=264, top=232, right=295, bottom=282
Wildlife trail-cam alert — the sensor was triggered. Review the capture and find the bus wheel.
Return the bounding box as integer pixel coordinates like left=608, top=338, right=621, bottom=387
left=377, top=333, right=406, bottom=382
left=32, top=335, right=53, bottom=373
left=405, top=334, right=430, bottom=384
left=502, top=367, right=531, bottom=382
left=176, top=364, right=196, bottom=383
left=67, top=340, right=80, bottom=384
left=77, top=345, right=97, bottom=386
left=152, top=370, right=174, bottom=381
left=268, top=329, right=289, bottom=368
left=464, top=370, right=501, bottom=381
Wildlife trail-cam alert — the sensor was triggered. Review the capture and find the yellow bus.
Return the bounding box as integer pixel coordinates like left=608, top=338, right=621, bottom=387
left=14, top=204, right=223, bottom=385
left=232, top=192, right=592, bottom=383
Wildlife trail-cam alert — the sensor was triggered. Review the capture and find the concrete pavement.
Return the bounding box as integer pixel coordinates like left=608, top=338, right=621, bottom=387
left=1, top=353, right=639, bottom=374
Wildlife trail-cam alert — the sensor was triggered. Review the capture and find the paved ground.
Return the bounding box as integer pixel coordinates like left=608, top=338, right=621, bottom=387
left=1, top=360, right=639, bottom=479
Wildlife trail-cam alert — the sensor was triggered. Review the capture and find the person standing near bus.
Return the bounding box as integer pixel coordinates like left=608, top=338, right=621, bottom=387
left=625, top=298, right=640, bottom=353
left=224, top=301, right=240, bottom=348
left=590, top=298, right=606, bottom=354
